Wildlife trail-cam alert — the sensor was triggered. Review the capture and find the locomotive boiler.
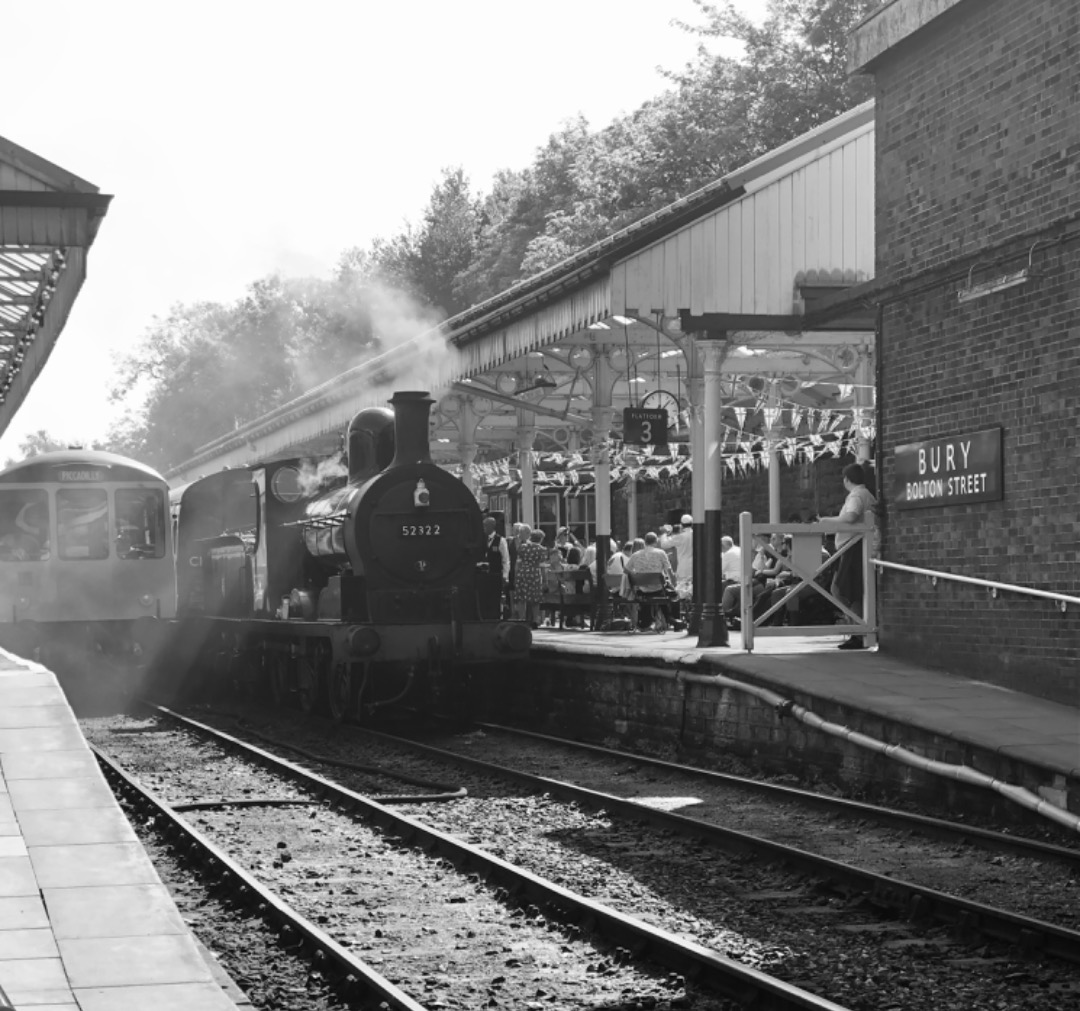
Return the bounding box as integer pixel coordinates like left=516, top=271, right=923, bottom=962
left=167, top=390, right=530, bottom=720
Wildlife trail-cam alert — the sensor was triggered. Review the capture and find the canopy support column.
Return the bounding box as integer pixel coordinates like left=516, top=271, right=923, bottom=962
left=768, top=442, right=781, bottom=523
left=517, top=420, right=536, bottom=527
left=696, top=340, right=729, bottom=648
left=687, top=376, right=705, bottom=635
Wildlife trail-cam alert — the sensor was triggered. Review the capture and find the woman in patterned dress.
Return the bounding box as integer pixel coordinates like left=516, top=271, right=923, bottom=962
left=513, top=528, right=548, bottom=628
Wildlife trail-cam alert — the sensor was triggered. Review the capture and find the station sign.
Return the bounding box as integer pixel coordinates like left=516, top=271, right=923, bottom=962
left=623, top=407, right=668, bottom=447
left=893, top=427, right=1003, bottom=509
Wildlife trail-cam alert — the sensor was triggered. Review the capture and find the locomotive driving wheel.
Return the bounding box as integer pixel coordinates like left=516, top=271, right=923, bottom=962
left=327, top=661, right=355, bottom=724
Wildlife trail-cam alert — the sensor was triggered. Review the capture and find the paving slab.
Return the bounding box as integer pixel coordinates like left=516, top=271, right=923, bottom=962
left=0, top=836, right=27, bottom=858
left=75, top=982, right=243, bottom=1011
left=0, top=926, right=59, bottom=960
left=45, top=884, right=188, bottom=940
left=0, top=726, right=87, bottom=754
left=0, top=895, right=49, bottom=930
left=0, top=705, right=77, bottom=730
left=6, top=776, right=119, bottom=813
left=0, top=749, right=101, bottom=781
left=0, top=855, right=39, bottom=897
left=0, top=956, right=69, bottom=991
left=0, top=684, right=67, bottom=707
left=17, top=806, right=137, bottom=847
left=28, top=842, right=163, bottom=890
left=57, top=934, right=214, bottom=989
left=1, top=988, right=77, bottom=1007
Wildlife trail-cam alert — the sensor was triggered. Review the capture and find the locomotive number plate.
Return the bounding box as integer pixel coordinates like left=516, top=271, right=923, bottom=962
left=399, top=523, right=442, bottom=537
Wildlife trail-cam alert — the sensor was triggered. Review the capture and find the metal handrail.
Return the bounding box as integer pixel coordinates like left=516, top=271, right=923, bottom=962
left=873, top=558, right=1080, bottom=609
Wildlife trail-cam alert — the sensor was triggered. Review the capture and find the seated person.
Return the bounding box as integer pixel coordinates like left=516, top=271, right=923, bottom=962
left=764, top=540, right=835, bottom=625
left=625, top=532, right=682, bottom=631
left=723, top=534, right=788, bottom=626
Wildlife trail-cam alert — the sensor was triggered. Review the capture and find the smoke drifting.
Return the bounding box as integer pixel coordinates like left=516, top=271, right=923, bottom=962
left=296, top=452, right=348, bottom=497
left=290, top=274, right=457, bottom=399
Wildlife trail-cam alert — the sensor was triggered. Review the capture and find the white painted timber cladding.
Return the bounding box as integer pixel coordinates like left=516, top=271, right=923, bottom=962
left=611, top=120, right=874, bottom=318
left=0, top=162, right=50, bottom=190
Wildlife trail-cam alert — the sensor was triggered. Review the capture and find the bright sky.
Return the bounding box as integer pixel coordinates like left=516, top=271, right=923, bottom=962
left=1, top=0, right=769, bottom=459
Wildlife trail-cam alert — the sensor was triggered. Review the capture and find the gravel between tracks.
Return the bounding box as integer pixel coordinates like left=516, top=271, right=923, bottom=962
left=85, top=710, right=1080, bottom=1010
left=85, top=715, right=728, bottom=1011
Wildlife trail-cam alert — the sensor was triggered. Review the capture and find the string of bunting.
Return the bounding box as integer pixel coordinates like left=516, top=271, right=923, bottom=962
left=449, top=425, right=865, bottom=492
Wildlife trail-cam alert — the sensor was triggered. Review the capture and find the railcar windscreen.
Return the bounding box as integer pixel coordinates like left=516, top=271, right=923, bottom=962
left=58, top=488, right=110, bottom=560
left=115, top=488, right=167, bottom=560
left=0, top=490, right=50, bottom=561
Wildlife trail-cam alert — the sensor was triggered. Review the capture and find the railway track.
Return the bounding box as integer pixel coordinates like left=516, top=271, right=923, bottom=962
left=89, top=710, right=853, bottom=1011
left=86, top=703, right=1080, bottom=1010
left=381, top=721, right=1080, bottom=953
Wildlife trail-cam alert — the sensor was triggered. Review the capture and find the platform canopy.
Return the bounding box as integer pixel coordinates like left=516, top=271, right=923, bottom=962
left=167, top=101, right=878, bottom=485
left=0, top=136, right=111, bottom=439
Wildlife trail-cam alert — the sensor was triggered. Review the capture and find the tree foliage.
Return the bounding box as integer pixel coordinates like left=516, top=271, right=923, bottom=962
left=107, top=0, right=875, bottom=471
left=106, top=275, right=380, bottom=471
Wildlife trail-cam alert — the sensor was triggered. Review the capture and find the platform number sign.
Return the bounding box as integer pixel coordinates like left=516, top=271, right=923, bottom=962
left=623, top=407, right=669, bottom=447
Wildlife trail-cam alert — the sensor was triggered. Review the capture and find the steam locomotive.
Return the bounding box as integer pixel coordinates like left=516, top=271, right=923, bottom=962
left=165, top=390, right=531, bottom=719
left=0, top=449, right=176, bottom=690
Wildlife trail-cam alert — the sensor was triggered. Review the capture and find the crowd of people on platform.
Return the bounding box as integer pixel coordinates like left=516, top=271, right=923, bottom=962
left=476, top=462, right=876, bottom=646
left=477, top=515, right=697, bottom=632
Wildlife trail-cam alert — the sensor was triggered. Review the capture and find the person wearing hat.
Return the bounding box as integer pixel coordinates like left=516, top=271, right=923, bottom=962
left=664, top=514, right=695, bottom=602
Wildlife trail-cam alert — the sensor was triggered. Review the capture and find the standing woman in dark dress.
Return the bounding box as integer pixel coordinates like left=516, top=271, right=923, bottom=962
left=514, top=528, right=548, bottom=628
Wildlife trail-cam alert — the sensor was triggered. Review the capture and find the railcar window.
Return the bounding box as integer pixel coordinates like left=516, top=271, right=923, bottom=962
left=57, top=489, right=110, bottom=560
left=0, top=490, right=50, bottom=562
left=116, top=488, right=167, bottom=560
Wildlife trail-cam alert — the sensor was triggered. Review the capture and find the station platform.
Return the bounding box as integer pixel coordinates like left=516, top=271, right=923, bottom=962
left=529, top=627, right=1080, bottom=827
left=0, top=649, right=243, bottom=1011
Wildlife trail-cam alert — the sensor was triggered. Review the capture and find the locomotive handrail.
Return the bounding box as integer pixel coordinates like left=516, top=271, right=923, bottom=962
left=284, top=513, right=347, bottom=529
left=873, top=558, right=1080, bottom=609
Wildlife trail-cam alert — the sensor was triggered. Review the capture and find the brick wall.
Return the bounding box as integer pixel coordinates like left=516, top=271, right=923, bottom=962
left=473, top=654, right=1079, bottom=823
left=868, top=0, right=1080, bottom=703
left=874, top=0, right=1080, bottom=282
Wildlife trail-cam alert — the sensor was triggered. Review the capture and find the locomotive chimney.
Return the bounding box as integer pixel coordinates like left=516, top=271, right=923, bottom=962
left=346, top=407, right=395, bottom=483
left=387, top=391, right=434, bottom=468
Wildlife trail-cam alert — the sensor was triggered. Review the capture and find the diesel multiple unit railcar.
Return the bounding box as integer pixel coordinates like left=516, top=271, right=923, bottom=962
left=165, top=390, right=530, bottom=720
left=0, top=449, right=176, bottom=676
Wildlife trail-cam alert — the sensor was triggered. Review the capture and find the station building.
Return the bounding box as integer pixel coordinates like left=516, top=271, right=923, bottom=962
left=162, top=0, right=1077, bottom=703
left=837, top=0, right=1080, bottom=703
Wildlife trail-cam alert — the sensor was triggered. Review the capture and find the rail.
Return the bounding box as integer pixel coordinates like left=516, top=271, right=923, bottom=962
left=873, top=559, right=1080, bottom=612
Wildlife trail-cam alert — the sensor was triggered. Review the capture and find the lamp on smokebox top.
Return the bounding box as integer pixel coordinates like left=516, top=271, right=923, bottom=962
left=413, top=479, right=430, bottom=508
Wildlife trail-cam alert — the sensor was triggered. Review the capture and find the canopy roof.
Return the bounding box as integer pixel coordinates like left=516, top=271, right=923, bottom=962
left=167, top=102, right=877, bottom=483
left=0, top=135, right=111, bottom=439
